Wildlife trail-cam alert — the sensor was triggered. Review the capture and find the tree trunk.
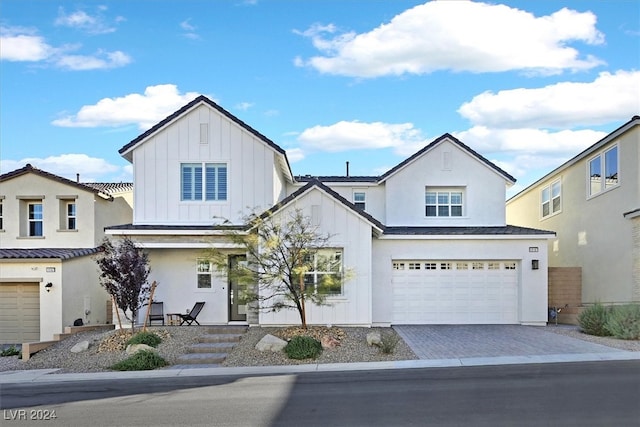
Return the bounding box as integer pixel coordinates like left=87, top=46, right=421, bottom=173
left=113, top=296, right=123, bottom=330
left=299, top=273, right=307, bottom=329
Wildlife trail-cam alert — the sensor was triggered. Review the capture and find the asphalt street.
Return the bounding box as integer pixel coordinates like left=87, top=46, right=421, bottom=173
left=2, top=360, right=639, bottom=427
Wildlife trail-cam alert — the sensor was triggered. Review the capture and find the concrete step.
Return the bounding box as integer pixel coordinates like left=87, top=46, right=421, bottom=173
left=198, top=333, right=244, bottom=344
left=206, top=325, right=248, bottom=335
left=187, top=342, right=237, bottom=353
left=176, top=352, right=228, bottom=364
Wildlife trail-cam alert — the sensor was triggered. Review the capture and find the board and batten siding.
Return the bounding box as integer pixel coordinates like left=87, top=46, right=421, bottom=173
left=259, top=188, right=373, bottom=326
left=132, top=105, right=282, bottom=225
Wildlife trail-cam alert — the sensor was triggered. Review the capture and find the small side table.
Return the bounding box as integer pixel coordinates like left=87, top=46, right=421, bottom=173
left=166, top=313, right=182, bottom=326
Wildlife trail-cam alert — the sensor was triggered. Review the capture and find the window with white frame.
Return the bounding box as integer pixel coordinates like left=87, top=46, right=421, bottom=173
left=588, top=145, right=619, bottom=197
left=58, top=197, right=78, bottom=231
left=196, top=259, right=213, bottom=289
left=0, top=200, right=3, bottom=230
left=541, top=180, right=561, bottom=218
left=181, top=163, right=228, bottom=201
left=28, top=202, right=43, bottom=236
left=66, top=202, right=77, bottom=230
left=425, top=188, right=463, bottom=217
left=353, top=191, right=366, bottom=210
left=303, top=249, right=343, bottom=295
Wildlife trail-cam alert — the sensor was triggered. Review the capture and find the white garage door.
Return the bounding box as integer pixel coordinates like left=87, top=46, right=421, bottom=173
left=392, top=261, right=518, bottom=324
left=0, top=283, right=40, bottom=344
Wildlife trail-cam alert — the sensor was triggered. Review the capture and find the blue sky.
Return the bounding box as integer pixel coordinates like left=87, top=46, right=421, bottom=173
left=1, top=0, right=638, bottom=198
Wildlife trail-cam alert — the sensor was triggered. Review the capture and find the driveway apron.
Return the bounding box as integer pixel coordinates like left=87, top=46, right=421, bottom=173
left=393, top=325, right=626, bottom=359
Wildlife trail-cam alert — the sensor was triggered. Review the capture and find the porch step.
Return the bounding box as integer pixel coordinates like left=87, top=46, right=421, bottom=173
left=173, top=325, right=248, bottom=367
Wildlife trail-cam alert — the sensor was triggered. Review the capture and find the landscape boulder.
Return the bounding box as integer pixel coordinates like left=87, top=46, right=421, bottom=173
left=125, top=343, right=157, bottom=355
left=255, top=334, right=287, bottom=352
left=321, top=335, right=340, bottom=349
left=70, top=340, right=90, bottom=353
left=366, top=332, right=381, bottom=346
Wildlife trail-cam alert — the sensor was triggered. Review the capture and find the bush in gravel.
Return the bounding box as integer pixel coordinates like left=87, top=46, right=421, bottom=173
left=284, top=335, right=322, bottom=360
left=126, top=331, right=162, bottom=348
left=110, top=350, right=167, bottom=371
left=1, top=346, right=20, bottom=357
left=605, top=304, right=640, bottom=340
left=378, top=331, right=400, bottom=354
left=578, top=302, right=611, bottom=337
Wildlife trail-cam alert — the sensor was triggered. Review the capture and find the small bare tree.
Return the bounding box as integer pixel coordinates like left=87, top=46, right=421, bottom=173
left=95, top=236, right=151, bottom=332
left=209, top=208, right=347, bottom=328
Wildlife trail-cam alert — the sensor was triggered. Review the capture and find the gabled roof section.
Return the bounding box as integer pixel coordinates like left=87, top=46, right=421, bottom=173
left=383, top=225, right=555, bottom=236
left=84, top=182, right=133, bottom=195
left=0, top=164, right=113, bottom=201
left=508, top=115, right=640, bottom=203
left=260, top=178, right=385, bottom=233
left=0, top=247, right=101, bottom=260
left=379, top=133, right=516, bottom=184
left=118, top=95, right=293, bottom=181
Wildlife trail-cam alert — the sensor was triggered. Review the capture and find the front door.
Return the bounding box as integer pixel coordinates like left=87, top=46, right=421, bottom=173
left=228, top=255, right=247, bottom=321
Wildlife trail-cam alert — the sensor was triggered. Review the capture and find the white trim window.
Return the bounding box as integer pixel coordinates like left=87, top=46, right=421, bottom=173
left=181, top=163, right=228, bottom=201
left=541, top=180, right=561, bottom=218
left=0, top=200, right=3, bottom=230
left=303, top=249, right=343, bottom=295
left=28, top=202, right=43, bottom=236
left=353, top=191, right=366, bottom=210
left=425, top=189, right=463, bottom=217
left=196, top=259, right=213, bottom=289
left=588, top=145, right=619, bottom=197
left=66, top=202, right=77, bottom=230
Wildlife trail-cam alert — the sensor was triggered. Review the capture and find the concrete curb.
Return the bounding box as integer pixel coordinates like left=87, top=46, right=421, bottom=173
left=1, top=351, right=639, bottom=384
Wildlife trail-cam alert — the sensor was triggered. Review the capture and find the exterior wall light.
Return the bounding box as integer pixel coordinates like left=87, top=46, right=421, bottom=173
left=45, top=282, right=53, bottom=292
left=531, top=260, right=539, bottom=270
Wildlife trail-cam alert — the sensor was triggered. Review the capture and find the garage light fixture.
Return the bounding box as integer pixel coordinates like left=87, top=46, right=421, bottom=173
left=45, top=282, right=53, bottom=292
left=531, top=260, right=539, bottom=270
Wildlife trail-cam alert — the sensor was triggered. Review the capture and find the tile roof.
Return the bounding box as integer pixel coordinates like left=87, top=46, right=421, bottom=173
left=0, top=248, right=102, bottom=260
left=0, top=164, right=114, bottom=200
left=84, top=182, right=133, bottom=194
left=383, top=225, right=555, bottom=236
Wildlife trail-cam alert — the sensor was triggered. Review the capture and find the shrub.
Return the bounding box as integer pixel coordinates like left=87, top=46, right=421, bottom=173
left=110, top=350, right=167, bottom=371
left=605, top=304, right=640, bottom=340
left=379, top=331, right=400, bottom=354
left=126, top=331, right=162, bottom=348
left=578, top=302, right=611, bottom=337
left=1, top=346, right=20, bottom=357
left=284, top=335, right=322, bottom=360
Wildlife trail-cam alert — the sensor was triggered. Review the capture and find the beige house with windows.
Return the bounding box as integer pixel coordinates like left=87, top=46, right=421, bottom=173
left=507, top=116, right=640, bottom=307
left=0, top=164, right=133, bottom=343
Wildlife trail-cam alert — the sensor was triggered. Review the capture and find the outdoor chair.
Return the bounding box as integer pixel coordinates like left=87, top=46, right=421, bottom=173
left=179, top=301, right=205, bottom=325
left=148, top=301, right=165, bottom=326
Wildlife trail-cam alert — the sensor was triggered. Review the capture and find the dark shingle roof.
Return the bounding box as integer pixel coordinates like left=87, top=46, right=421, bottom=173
left=294, top=176, right=379, bottom=183
left=0, top=248, right=101, bottom=260
left=0, top=164, right=113, bottom=200
left=105, top=224, right=247, bottom=231
left=383, top=225, right=555, bottom=236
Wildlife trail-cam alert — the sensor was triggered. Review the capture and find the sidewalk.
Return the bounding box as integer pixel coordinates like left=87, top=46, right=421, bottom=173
left=2, top=350, right=639, bottom=384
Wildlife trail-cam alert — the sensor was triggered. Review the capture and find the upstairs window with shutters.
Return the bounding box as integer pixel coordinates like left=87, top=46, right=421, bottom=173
left=181, top=163, right=227, bottom=201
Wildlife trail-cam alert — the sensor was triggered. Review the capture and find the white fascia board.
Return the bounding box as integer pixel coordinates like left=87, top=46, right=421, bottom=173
left=378, top=233, right=556, bottom=241
left=106, top=229, right=247, bottom=236
left=135, top=243, right=245, bottom=249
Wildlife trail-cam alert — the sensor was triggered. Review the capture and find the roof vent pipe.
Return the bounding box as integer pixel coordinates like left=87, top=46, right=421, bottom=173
left=346, top=161, right=350, bottom=177
left=76, top=173, right=80, bottom=183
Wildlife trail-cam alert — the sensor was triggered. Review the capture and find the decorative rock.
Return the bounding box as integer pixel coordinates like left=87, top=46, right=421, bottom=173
left=255, top=334, right=287, bottom=352
left=321, top=335, right=340, bottom=349
left=366, top=332, right=381, bottom=346
left=125, top=343, right=157, bottom=355
left=70, top=340, right=90, bottom=353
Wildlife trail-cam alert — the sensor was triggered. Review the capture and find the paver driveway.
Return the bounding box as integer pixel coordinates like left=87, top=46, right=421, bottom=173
left=393, top=325, right=625, bottom=359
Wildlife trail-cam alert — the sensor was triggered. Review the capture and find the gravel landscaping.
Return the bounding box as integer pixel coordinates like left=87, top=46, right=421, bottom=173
left=0, top=324, right=637, bottom=374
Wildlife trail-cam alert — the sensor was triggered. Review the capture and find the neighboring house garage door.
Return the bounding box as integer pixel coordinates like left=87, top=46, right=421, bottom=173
left=0, top=283, right=40, bottom=344
left=392, top=261, right=518, bottom=324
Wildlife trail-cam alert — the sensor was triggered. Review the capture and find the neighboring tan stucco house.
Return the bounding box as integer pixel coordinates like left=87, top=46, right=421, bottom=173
left=106, top=95, right=554, bottom=327
left=0, top=165, right=133, bottom=343
left=506, top=116, right=640, bottom=307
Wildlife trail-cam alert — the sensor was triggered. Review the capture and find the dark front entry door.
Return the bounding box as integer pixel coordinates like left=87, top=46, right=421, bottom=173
left=228, top=255, right=247, bottom=321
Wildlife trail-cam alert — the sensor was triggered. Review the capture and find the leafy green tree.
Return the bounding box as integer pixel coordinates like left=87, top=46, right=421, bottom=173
left=210, top=209, right=347, bottom=328
left=95, top=236, right=151, bottom=331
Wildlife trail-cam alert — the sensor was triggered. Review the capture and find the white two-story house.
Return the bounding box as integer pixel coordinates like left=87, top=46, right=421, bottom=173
left=0, top=165, right=132, bottom=343
left=106, top=96, right=554, bottom=327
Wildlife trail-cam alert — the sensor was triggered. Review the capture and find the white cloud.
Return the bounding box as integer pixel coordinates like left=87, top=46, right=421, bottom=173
left=297, top=121, right=426, bottom=155
left=296, top=1, right=604, bottom=77
left=0, top=26, right=53, bottom=61
left=180, top=19, right=200, bottom=40
left=51, top=84, right=202, bottom=129
left=0, top=25, right=131, bottom=70
left=55, top=6, right=122, bottom=35
left=459, top=71, right=640, bottom=129
left=285, top=148, right=305, bottom=163
left=235, top=102, right=254, bottom=111
left=0, top=154, right=126, bottom=183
